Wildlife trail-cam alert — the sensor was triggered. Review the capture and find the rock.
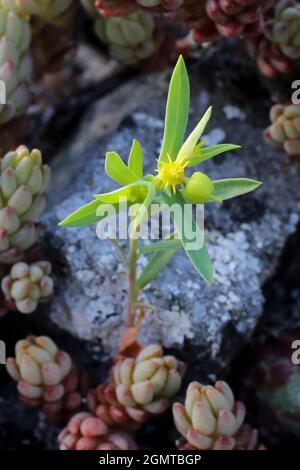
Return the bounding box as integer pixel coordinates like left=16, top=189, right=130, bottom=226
left=41, top=58, right=300, bottom=378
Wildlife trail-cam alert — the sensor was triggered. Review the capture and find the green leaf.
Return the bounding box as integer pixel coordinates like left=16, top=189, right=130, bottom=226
left=161, top=190, right=205, bottom=251
left=187, top=144, right=241, bottom=167
left=129, top=182, right=156, bottom=236
left=58, top=199, right=119, bottom=228
left=158, top=55, right=190, bottom=166
left=177, top=107, right=212, bottom=164
left=212, top=178, right=262, bottom=201
left=95, top=180, right=148, bottom=204
left=138, top=238, right=182, bottom=255
left=192, top=242, right=213, bottom=284
left=161, top=191, right=213, bottom=282
left=128, top=140, right=143, bottom=178
left=105, top=151, right=139, bottom=186
left=137, top=249, right=177, bottom=289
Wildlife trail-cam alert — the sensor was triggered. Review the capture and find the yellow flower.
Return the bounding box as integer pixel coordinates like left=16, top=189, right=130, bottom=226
left=156, top=155, right=188, bottom=193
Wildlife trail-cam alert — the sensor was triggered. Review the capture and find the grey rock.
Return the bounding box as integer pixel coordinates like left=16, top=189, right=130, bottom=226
left=42, top=62, right=300, bottom=377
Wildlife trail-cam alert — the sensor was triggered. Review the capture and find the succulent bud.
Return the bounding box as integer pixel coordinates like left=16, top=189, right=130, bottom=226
left=264, top=103, right=300, bottom=159
left=6, top=336, right=87, bottom=419
left=173, top=380, right=264, bottom=450
left=0, top=146, right=51, bottom=263
left=58, top=412, right=138, bottom=450
left=1, top=260, right=53, bottom=313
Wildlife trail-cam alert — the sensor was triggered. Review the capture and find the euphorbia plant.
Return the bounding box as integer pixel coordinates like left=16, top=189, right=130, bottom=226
left=59, top=56, right=261, bottom=331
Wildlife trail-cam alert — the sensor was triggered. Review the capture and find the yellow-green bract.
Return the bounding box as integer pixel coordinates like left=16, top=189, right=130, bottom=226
left=59, top=56, right=262, bottom=284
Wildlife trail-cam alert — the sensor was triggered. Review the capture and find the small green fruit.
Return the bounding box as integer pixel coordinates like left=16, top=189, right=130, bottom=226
left=182, top=172, right=214, bottom=203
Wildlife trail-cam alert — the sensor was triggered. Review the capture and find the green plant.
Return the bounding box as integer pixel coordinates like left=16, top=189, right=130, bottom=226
left=59, top=56, right=261, bottom=329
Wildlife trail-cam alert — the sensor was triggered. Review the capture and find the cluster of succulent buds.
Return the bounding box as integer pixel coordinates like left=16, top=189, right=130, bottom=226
left=58, top=411, right=138, bottom=450
left=173, top=381, right=264, bottom=450
left=264, top=103, right=300, bottom=159
left=1, top=261, right=53, bottom=313
left=203, top=0, right=274, bottom=40
left=0, top=146, right=50, bottom=264
left=265, top=0, right=300, bottom=60
left=82, top=0, right=161, bottom=65
left=6, top=336, right=88, bottom=419
left=88, top=344, right=185, bottom=427
left=95, top=11, right=160, bottom=64
left=0, top=5, right=32, bottom=125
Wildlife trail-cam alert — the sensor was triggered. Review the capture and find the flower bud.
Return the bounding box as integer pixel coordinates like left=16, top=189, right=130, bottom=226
left=182, top=172, right=214, bottom=203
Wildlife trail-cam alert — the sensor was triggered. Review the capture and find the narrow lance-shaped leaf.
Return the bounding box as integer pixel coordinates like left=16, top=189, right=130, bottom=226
left=158, top=55, right=190, bottom=166
left=187, top=144, right=241, bottom=167
left=59, top=200, right=120, bottom=228
left=128, top=140, right=143, bottom=178
left=138, top=237, right=182, bottom=255
left=105, top=151, right=139, bottom=186
left=161, top=192, right=213, bottom=283
left=138, top=249, right=178, bottom=290
left=177, top=107, right=212, bottom=164
left=212, top=178, right=262, bottom=201
left=95, top=180, right=148, bottom=203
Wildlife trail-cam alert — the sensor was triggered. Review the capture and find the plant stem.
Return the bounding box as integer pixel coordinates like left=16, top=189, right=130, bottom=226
left=109, top=238, right=128, bottom=271
left=125, top=236, right=140, bottom=327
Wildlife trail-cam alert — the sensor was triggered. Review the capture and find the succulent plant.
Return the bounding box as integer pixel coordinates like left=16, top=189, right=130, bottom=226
left=6, top=336, right=87, bottom=418
left=173, top=380, right=264, bottom=450
left=96, top=0, right=274, bottom=42
left=0, top=145, right=51, bottom=264
left=0, top=0, right=74, bottom=24
left=246, top=34, right=292, bottom=78
left=244, top=328, right=300, bottom=439
left=0, top=6, right=32, bottom=125
left=204, top=0, right=274, bottom=39
left=58, top=412, right=138, bottom=450
left=88, top=344, right=185, bottom=427
left=1, top=260, right=53, bottom=313
left=264, top=103, right=300, bottom=159
left=266, top=0, right=300, bottom=60
left=92, top=10, right=160, bottom=64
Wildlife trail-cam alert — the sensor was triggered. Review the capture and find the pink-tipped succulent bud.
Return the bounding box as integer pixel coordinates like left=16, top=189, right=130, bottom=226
left=6, top=336, right=87, bottom=420
left=264, top=103, right=300, bottom=159
left=0, top=6, right=32, bottom=125
left=58, top=412, right=138, bottom=450
left=1, top=260, right=54, bottom=313
left=173, top=380, right=265, bottom=450
left=0, top=146, right=51, bottom=263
